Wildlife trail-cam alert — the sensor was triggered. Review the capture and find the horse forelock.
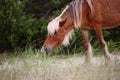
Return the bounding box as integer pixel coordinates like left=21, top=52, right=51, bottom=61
left=47, top=6, right=69, bottom=35
left=47, top=17, right=61, bottom=35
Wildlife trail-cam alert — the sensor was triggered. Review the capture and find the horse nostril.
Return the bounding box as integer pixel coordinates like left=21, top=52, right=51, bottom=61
left=41, top=46, right=52, bottom=53
left=44, top=46, right=52, bottom=53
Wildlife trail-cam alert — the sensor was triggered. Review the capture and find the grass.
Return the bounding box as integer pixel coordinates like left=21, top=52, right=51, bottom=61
left=0, top=49, right=120, bottom=80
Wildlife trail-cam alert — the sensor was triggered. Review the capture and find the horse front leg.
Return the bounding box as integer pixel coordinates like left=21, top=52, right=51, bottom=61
left=81, top=29, right=92, bottom=63
left=94, top=24, right=112, bottom=61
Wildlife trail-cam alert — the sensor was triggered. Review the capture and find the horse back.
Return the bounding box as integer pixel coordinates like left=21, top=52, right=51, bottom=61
left=99, top=0, right=120, bottom=28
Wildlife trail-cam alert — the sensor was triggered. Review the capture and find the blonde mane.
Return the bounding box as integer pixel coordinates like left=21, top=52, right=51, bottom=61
left=69, top=0, right=93, bottom=28
left=61, top=0, right=94, bottom=46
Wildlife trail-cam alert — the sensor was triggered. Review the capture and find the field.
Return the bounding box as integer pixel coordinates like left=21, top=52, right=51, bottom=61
left=0, top=50, right=120, bottom=80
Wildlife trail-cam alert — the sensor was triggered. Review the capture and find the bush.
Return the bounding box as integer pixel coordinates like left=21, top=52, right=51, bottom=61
left=0, top=0, right=48, bottom=51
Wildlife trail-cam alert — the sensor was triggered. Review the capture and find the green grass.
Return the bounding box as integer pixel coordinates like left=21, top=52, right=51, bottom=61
left=0, top=49, right=120, bottom=80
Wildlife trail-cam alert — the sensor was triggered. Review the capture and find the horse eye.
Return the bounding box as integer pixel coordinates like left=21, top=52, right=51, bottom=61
left=54, top=31, right=57, bottom=35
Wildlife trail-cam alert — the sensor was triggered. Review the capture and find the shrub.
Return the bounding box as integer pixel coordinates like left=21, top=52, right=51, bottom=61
left=0, top=0, right=48, bottom=51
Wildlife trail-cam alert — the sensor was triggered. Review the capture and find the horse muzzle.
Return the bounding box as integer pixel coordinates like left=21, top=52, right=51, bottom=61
left=41, top=46, right=52, bottom=53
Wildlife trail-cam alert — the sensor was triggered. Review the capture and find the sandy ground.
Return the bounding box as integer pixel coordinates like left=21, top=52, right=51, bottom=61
left=0, top=54, right=120, bottom=80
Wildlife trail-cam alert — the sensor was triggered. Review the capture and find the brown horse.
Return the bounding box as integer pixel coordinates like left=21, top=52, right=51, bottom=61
left=41, top=0, right=120, bottom=62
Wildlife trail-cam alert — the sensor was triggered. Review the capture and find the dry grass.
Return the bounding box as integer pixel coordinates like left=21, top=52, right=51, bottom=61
left=0, top=52, right=120, bottom=80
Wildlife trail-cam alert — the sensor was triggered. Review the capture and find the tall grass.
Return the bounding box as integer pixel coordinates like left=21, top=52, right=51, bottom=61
left=0, top=48, right=120, bottom=80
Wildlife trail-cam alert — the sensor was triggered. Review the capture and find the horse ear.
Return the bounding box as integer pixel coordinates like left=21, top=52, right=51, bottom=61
left=49, top=17, right=54, bottom=21
left=59, top=18, right=67, bottom=27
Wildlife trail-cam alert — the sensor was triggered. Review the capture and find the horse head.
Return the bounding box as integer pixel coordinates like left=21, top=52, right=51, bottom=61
left=41, top=6, right=74, bottom=53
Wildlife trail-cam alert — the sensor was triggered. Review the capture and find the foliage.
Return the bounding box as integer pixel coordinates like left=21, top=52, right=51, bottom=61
left=25, top=0, right=71, bottom=18
left=0, top=0, right=48, bottom=51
